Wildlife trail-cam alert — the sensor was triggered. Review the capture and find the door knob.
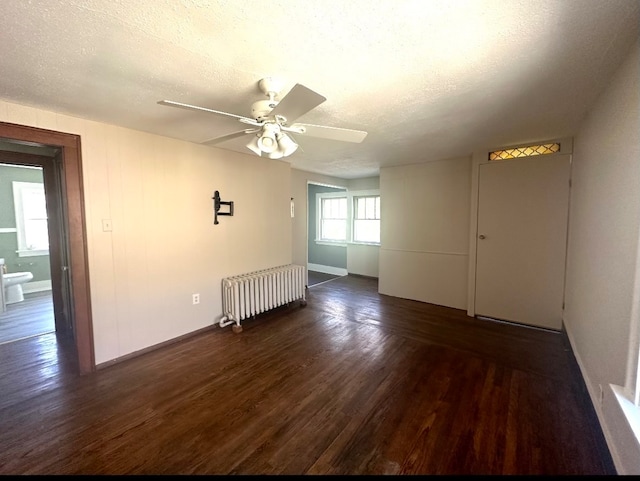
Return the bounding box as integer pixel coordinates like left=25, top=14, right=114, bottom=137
left=478, top=235, right=486, bottom=240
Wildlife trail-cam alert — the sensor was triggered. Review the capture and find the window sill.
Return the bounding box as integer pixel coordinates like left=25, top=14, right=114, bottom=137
left=315, top=240, right=381, bottom=247
left=315, top=240, right=347, bottom=247
left=17, top=249, right=49, bottom=257
left=612, top=384, right=640, bottom=445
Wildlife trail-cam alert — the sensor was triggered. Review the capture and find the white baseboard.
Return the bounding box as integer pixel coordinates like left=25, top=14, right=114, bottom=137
left=22, top=280, right=52, bottom=294
left=307, top=263, right=348, bottom=276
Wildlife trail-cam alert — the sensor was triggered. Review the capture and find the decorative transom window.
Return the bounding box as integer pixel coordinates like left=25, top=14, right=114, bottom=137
left=489, top=143, right=560, bottom=161
left=353, top=195, right=380, bottom=244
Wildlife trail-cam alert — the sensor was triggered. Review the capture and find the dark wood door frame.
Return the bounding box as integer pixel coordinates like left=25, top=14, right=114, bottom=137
left=0, top=121, right=94, bottom=375
left=0, top=150, right=70, bottom=337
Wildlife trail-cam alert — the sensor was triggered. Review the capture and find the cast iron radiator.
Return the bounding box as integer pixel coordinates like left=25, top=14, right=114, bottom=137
left=220, top=264, right=306, bottom=331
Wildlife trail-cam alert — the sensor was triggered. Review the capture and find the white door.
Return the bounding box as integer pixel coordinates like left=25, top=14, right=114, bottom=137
left=475, top=154, right=571, bottom=330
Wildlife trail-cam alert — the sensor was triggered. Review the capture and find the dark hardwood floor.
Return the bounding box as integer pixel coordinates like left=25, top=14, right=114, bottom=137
left=0, top=291, right=55, bottom=345
left=0, top=275, right=615, bottom=475
left=307, top=270, right=343, bottom=287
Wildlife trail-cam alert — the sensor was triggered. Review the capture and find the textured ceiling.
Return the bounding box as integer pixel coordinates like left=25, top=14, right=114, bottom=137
left=0, top=0, right=638, bottom=179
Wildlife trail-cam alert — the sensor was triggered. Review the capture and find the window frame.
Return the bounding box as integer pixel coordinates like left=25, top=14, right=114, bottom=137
left=314, top=189, right=381, bottom=247
left=351, top=190, right=381, bottom=245
left=12, top=180, right=49, bottom=257
left=611, top=238, right=640, bottom=440
left=316, top=191, right=349, bottom=245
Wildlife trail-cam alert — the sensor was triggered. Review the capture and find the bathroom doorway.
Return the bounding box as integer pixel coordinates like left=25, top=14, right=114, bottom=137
left=0, top=121, right=94, bottom=375
left=0, top=152, right=56, bottom=344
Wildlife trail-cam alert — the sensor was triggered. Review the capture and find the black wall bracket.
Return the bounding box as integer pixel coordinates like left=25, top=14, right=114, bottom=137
left=213, top=190, right=234, bottom=225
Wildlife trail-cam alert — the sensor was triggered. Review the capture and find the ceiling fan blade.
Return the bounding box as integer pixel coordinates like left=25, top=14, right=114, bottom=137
left=294, top=123, right=368, bottom=143
left=269, top=84, right=326, bottom=124
left=158, top=100, right=252, bottom=122
left=201, top=129, right=259, bottom=146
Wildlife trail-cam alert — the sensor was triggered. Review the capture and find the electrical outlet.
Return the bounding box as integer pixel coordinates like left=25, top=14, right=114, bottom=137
left=192, top=293, right=200, bottom=305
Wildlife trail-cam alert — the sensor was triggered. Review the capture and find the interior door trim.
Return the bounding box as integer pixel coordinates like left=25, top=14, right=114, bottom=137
left=467, top=137, right=573, bottom=318
left=0, top=121, right=94, bottom=375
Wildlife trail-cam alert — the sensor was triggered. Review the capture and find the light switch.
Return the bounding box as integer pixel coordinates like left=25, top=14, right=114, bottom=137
left=102, top=219, right=113, bottom=232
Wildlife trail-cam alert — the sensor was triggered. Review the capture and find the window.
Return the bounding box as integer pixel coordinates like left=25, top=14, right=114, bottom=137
left=353, top=195, right=380, bottom=243
left=12, top=181, right=49, bottom=257
left=611, top=251, right=640, bottom=445
left=315, top=189, right=381, bottom=246
left=489, top=142, right=560, bottom=161
left=318, top=195, right=347, bottom=242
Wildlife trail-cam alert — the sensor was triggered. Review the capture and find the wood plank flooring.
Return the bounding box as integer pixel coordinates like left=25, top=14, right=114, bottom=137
left=307, top=270, right=343, bottom=287
left=0, top=291, right=55, bottom=345
left=0, top=275, right=615, bottom=475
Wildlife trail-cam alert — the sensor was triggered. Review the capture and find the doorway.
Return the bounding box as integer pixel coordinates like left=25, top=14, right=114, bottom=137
left=0, top=151, right=56, bottom=343
left=474, top=154, right=571, bottom=330
left=0, top=121, right=94, bottom=375
left=307, top=182, right=348, bottom=282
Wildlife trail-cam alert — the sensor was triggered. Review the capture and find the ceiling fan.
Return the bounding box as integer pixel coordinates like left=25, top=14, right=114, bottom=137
left=158, top=77, right=368, bottom=159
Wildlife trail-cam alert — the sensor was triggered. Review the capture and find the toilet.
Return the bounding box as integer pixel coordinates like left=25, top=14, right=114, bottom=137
left=3, top=272, right=34, bottom=304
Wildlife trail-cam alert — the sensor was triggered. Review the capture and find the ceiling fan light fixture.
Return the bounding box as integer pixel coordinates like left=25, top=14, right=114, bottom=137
left=265, top=133, right=298, bottom=160
left=256, top=123, right=280, bottom=154
left=159, top=77, right=368, bottom=159
left=257, top=134, right=277, bottom=153
left=267, top=150, right=284, bottom=160
left=277, top=132, right=299, bottom=157
left=246, top=135, right=262, bottom=156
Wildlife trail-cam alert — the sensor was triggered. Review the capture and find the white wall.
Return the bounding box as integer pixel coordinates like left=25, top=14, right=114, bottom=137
left=348, top=176, right=379, bottom=191
left=379, top=158, right=471, bottom=309
left=0, top=100, right=292, bottom=365
left=347, top=244, right=379, bottom=278
left=563, top=40, right=640, bottom=475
